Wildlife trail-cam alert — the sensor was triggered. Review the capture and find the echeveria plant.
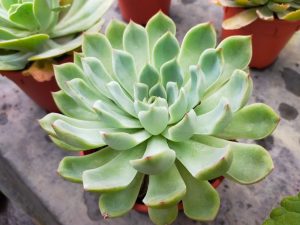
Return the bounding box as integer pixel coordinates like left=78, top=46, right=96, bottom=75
left=263, top=192, right=300, bottom=225
left=217, top=0, right=300, bottom=29
left=0, top=0, right=113, bottom=71
left=40, top=13, right=279, bottom=225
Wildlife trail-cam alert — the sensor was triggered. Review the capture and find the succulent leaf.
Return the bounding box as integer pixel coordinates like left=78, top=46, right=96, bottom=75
left=216, top=103, right=280, bottom=140
left=58, top=147, right=119, bottom=182
left=163, top=110, right=197, bottom=142
left=185, top=65, right=205, bottom=110
left=179, top=23, right=217, bottom=78
left=256, top=6, right=275, bottom=20
left=82, top=33, right=113, bottom=75
left=101, top=130, right=151, bottom=151
left=222, top=8, right=258, bottom=29
left=112, top=50, right=137, bottom=97
left=51, top=119, right=106, bottom=149
left=33, top=0, right=58, bottom=31
left=196, top=69, right=252, bottom=114
left=49, top=135, right=82, bottom=151
left=0, top=51, right=32, bottom=70
left=82, top=144, right=144, bottom=192
left=198, top=48, right=224, bottom=90
left=54, top=63, right=86, bottom=93
left=93, top=101, right=142, bottom=129
left=139, top=64, right=160, bottom=89
left=106, top=81, right=137, bottom=117
left=161, top=58, right=183, bottom=89
left=81, top=57, right=113, bottom=99
left=0, top=34, right=49, bottom=51
left=146, top=11, right=176, bottom=53
left=225, top=142, right=274, bottom=184
left=39, top=113, right=107, bottom=136
left=40, top=12, right=279, bottom=225
left=52, top=90, right=98, bottom=120
left=138, top=106, right=169, bottom=135
left=123, top=22, right=150, bottom=73
left=148, top=205, right=178, bottom=225
left=99, top=173, right=144, bottom=218
left=153, top=32, right=180, bottom=71
left=143, top=164, right=186, bottom=208
left=105, top=20, right=126, bottom=50
left=170, top=140, right=232, bottom=180
left=178, top=163, right=220, bottom=221
left=217, top=36, right=252, bottom=81
left=195, top=98, right=233, bottom=135
left=279, top=8, right=300, bottom=20
left=130, top=136, right=176, bottom=175
left=9, top=2, right=39, bottom=30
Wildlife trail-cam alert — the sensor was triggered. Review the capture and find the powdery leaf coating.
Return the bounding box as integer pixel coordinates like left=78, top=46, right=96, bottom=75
left=39, top=12, right=279, bottom=225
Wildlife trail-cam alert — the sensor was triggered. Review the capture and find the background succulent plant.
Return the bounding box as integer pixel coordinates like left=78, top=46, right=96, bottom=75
left=218, top=0, right=300, bottom=29
left=40, top=12, right=279, bottom=225
left=0, top=0, right=113, bottom=70
left=263, top=192, right=300, bottom=225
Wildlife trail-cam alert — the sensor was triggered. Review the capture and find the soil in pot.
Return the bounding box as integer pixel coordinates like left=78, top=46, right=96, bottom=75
left=118, top=0, right=171, bottom=25
left=0, top=55, right=73, bottom=112
left=222, top=7, right=300, bottom=69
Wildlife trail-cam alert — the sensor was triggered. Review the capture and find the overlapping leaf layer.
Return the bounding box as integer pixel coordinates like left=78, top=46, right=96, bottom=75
left=218, top=0, right=300, bottom=29
left=0, top=0, right=113, bottom=70
left=40, top=12, right=279, bottom=225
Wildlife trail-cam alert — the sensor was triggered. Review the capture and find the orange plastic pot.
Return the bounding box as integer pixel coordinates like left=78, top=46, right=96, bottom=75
left=0, top=56, right=72, bottom=112
left=118, top=0, right=171, bottom=25
left=80, top=150, right=224, bottom=214
left=222, top=7, right=300, bottom=69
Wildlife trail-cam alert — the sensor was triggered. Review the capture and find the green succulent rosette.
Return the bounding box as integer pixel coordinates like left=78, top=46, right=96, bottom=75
left=0, top=0, right=113, bottom=70
left=40, top=13, right=279, bottom=225
left=263, top=192, right=300, bottom=225
left=218, top=0, right=300, bottom=29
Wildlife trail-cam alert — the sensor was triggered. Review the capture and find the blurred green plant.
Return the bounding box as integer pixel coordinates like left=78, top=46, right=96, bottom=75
left=217, top=0, right=300, bottom=29
left=263, top=192, right=300, bottom=225
left=0, top=0, right=113, bottom=71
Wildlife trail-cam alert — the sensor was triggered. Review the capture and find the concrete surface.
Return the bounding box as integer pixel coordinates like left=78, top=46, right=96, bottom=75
left=0, top=192, right=34, bottom=225
left=0, top=0, right=300, bottom=225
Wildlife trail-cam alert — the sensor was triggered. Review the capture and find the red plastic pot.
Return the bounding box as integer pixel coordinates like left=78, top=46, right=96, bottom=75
left=80, top=150, right=224, bottom=214
left=118, top=0, right=171, bottom=25
left=222, top=7, right=300, bottom=69
left=0, top=56, right=73, bottom=112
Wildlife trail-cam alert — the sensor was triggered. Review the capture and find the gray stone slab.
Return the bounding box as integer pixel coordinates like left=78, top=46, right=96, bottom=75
left=0, top=1, right=300, bottom=225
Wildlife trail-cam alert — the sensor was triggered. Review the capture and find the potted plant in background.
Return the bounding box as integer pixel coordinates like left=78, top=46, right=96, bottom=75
left=263, top=192, right=300, bottom=225
left=40, top=12, right=280, bottom=225
left=0, top=0, right=113, bottom=112
left=217, top=0, right=300, bottom=69
left=118, top=0, right=171, bottom=25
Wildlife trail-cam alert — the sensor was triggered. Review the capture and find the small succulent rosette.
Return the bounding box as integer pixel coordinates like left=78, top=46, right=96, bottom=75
left=40, top=12, right=279, bottom=225
left=217, top=0, right=300, bottom=29
left=0, top=0, right=113, bottom=71
left=263, top=192, right=300, bottom=225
